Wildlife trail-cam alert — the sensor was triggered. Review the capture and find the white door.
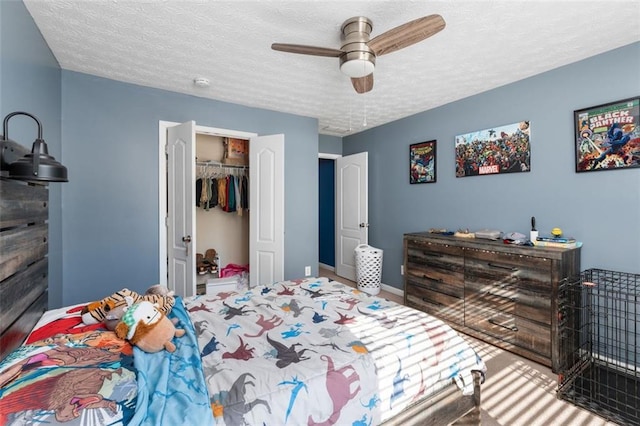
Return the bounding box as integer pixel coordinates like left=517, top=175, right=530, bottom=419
left=335, top=152, right=368, bottom=281
left=167, top=121, right=196, bottom=297
left=249, top=134, right=285, bottom=287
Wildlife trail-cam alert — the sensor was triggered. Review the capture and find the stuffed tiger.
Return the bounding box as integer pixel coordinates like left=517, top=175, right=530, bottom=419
left=81, top=287, right=175, bottom=326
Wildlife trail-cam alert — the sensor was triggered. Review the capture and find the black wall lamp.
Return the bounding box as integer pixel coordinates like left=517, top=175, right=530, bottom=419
left=0, top=111, right=68, bottom=182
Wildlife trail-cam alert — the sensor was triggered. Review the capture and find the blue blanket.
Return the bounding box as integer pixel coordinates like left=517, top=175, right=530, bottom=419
left=129, top=296, right=213, bottom=426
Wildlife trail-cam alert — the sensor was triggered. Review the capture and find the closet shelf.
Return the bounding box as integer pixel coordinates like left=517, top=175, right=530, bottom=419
left=197, top=160, right=247, bottom=169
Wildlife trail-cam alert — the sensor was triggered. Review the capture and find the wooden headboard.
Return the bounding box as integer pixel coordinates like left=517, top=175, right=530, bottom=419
left=0, top=178, right=49, bottom=360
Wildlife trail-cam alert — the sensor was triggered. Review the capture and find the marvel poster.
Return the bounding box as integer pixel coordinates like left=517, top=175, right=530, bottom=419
left=410, top=140, right=436, bottom=184
left=455, top=121, right=531, bottom=177
left=574, top=97, right=640, bottom=172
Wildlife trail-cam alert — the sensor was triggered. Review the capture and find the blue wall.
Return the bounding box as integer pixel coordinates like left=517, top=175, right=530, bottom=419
left=344, top=42, right=640, bottom=290
left=319, top=134, right=342, bottom=155
left=1, top=0, right=64, bottom=308
left=60, top=72, right=319, bottom=305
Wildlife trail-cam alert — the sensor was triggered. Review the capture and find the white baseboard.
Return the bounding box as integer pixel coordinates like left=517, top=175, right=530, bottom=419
left=318, top=263, right=334, bottom=271
left=317, top=264, right=404, bottom=299
left=381, top=282, right=404, bottom=298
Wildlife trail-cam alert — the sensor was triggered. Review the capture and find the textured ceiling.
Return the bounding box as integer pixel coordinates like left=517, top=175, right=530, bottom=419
left=24, top=0, right=640, bottom=136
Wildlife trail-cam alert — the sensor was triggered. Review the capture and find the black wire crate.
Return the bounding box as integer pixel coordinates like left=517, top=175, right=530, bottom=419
left=557, top=269, right=639, bottom=425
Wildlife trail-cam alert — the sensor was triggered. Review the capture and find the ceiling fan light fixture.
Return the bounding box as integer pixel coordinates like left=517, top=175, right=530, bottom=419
left=340, top=59, right=375, bottom=78
left=339, top=51, right=375, bottom=78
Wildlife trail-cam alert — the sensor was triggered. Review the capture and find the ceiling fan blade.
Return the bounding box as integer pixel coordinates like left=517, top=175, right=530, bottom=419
left=351, top=74, right=374, bottom=94
left=368, top=14, right=445, bottom=56
left=271, top=43, right=343, bottom=57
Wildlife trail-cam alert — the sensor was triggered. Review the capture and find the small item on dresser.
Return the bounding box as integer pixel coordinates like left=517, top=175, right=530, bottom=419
left=536, top=235, right=576, bottom=244
left=428, top=228, right=454, bottom=235
left=503, top=232, right=528, bottom=245
left=551, top=227, right=563, bottom=238
left=530, top=216, right=539, bottom=242
left=474, top=229, right=502, bottom=240
left=535, top=231, right=578, bottom=247
left=534, top=240, right=582, bottom=249
left=454, top=228, right=475, bottom=238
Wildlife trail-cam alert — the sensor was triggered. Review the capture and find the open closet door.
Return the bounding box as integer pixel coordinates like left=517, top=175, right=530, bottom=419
left=335, top=152, right=368, bottom=281
left=167, top=121, right=196, bottom=297
left=249, top=134, right=284, bottom=287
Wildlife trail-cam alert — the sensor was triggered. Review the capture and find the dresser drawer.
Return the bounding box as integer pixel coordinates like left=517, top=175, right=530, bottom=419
left=406, top=282, right=464, bottom=326
left=465, top=302, right=551, bottom=357
left=406, top=239, right=464, bottom=293
left=406, top=262, right=463, bottom=298
left=464, top=248, right=552, bottom=294
left=464, top=280, right=517, bottom=315
left=464, top=280, right=551, bottom=325
left=406, top=237, right=465, bottom=257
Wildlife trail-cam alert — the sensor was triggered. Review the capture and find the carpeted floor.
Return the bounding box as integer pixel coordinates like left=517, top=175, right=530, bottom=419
left=319, top=267, right=618, bottom=426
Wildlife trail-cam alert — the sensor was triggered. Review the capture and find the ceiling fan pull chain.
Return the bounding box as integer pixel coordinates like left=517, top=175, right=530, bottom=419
left=363, top=96, right=367, bottom=127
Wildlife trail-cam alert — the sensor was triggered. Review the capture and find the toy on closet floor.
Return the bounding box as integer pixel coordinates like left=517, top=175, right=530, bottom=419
left=80, top=285, right=175, bottom=329
left=114, top=300, right=185, bottom=353
left=196, top=248, right=219, bottom=275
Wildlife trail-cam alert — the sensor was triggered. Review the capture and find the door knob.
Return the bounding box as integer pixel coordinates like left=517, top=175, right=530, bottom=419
left=182, top=235, right=191, bottom=255
left=359, top=223, right=369, bottom=228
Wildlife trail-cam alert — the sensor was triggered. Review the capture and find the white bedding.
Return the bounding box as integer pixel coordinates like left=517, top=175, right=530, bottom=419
left=185, top=277, right=485, bottom=425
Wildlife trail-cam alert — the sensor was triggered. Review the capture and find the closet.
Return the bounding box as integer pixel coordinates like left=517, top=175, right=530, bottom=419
left=194, top=134, right=249, bottom=292
left=162, top=120, right=284, bottom=297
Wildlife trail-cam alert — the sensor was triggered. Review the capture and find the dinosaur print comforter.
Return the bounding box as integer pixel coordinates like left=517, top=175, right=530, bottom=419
left=185, top=277, right=486, bottom=425
left=0, top=297, right=213, bottom=426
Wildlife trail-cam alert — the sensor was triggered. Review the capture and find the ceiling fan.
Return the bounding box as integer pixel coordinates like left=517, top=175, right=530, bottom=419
left=271, top=14, right=446, bottom=94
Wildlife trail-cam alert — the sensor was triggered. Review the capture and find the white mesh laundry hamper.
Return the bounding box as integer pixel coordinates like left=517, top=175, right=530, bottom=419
left=354, top=244, right=383, bottom=295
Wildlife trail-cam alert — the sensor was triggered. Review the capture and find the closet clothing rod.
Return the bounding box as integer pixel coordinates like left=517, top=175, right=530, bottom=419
left=196, top=160, right=247, bottom=169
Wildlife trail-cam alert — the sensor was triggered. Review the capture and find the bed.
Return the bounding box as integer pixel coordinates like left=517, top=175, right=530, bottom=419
left=0, top=178, right=485, bottom=425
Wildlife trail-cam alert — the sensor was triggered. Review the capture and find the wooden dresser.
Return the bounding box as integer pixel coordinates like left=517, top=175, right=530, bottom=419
left=403, top=232, right=580, bottom=372
left=0, top=179, right=49, bottom=360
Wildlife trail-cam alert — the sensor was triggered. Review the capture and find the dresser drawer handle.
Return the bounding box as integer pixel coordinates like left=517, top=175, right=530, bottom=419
left=488, top=318, right=518, bottom=332
left=423, top=297, right=443, bottom=307
left=422, top=274, right=443, bottom=283
left=422, top=252, right=443, bottom=258
left=487, top=262, right=518, bottom=271
left=484, top=291, right=517, bottom=302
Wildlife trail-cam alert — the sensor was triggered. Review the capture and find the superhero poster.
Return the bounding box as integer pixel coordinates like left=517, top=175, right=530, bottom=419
left=574, top=97, right=640, bottom=172
left=410, top=140, right=437, bottom=184
left=455, top=121, right=531, bottom=178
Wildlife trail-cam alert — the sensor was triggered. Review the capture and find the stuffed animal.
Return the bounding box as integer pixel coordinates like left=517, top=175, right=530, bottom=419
left=103, top=296, right=179, bottom=332
left=81, top=287, right=175, bottom=326
left=114, top=301, right=185, bottom=353
left=103, top=302, right=129, bottom=331
left=145, top=284, right=175, bottom=297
